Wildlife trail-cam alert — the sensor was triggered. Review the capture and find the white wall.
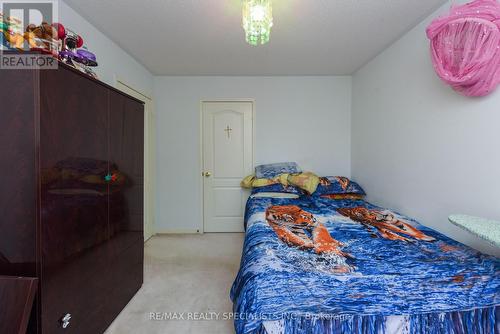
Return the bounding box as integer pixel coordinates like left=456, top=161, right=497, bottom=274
left=61, top=0, right=499, bottom=254
left=351, top=0, right=500, bottom=256
left=60, top=1, right=153, bottom=96
left=154, top=76, right=352, bottom=233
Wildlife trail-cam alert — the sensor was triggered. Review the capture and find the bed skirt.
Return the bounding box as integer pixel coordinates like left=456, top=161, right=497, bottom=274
left=255, top=305, right=499, bottom=334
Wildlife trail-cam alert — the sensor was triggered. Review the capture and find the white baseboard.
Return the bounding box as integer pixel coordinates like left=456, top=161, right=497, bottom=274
left=154, top=229, right=203, bottom=235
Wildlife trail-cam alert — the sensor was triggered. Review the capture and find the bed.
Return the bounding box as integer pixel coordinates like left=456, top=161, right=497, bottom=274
left=230, top=192, right=499, bottom=334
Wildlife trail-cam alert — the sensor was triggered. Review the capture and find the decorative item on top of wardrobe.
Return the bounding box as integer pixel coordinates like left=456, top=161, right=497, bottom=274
left=55, top=23, right=99, bottom=79
left=426, top=0, right=500, bottom=97
left=0, top=13, right=24, bottom=50
left=25, top=22, right=60, bottom=56
left=1, top=13, right=100, bottom=79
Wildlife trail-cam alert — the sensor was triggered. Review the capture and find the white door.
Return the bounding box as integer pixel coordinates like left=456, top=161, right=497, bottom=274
left=202, top=102, right=253, bottom=232
left=116, top=81, right=156, bottom=241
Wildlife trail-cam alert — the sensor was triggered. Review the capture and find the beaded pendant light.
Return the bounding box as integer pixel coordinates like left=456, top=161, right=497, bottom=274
left=242, top=0, right=273, bottom=46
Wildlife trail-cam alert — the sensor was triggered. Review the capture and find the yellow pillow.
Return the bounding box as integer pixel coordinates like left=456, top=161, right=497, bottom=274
left=287, top=172, right=320, bottom=194
left=241, top=174, right=277, bottom=188
left=276, top=173, right=290, bottom=187
left=241, top=172, right=320, bottom=194
left=241, top=174, right=256, bottom=188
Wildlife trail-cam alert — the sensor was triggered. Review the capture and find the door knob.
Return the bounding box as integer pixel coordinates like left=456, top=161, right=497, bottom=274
left=203, top=171, right=212, bottom=177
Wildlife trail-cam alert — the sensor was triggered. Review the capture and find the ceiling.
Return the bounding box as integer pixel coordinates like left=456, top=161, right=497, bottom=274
left=63, top=0, right=446, bottom=76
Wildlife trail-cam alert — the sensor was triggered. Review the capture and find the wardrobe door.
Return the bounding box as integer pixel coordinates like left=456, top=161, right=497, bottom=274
left=108, top=91, right=144, bottom=247
left=0, top=70, right=39, bottom=333
left=39, top=67, right=110, bottom=333
left=0, top=70, right=37, bottom=278
left=106, top=90, right=144, bottom=319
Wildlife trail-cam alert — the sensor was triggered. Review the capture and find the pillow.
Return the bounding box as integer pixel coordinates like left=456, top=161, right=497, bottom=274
left=241, top=174, right=277, bottom=189
left=287, top=172, right=320, bottom=195
left=313, top=176, right=366, bottom=196
left=255, top=162, right=301, bottom=179
left=251, top=183, right=303, bottom=196
left=241, top=172, right=319, bottom=194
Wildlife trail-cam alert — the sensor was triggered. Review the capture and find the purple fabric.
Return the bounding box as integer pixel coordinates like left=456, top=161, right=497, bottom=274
left=426, top=0, right=500, bottom=97
left=75, top=49, right=98, bottom=66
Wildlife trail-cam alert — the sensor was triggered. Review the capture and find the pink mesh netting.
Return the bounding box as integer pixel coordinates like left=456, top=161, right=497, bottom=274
left=426, top=0, right=500, bottom=97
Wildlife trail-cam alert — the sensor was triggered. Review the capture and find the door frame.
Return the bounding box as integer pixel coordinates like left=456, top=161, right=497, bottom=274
left=115, top=77, right=156, bottom=242
left=199, top=99, right=256, bottom=233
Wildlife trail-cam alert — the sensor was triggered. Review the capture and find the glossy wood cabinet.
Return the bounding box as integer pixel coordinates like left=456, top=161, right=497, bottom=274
left=0, top=276, right=38, bottom=334
left=0, top=63, right=144, bottom=333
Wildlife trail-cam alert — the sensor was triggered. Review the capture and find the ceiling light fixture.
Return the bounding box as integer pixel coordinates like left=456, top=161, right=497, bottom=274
left=242, top=0, right=273, bottom=46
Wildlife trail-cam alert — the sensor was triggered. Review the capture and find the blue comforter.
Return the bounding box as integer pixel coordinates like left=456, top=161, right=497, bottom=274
left=230, top=196, right=500, bottom=334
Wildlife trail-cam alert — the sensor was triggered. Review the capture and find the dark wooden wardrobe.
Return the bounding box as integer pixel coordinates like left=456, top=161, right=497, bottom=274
left=0, top=62, right=144, bottom=333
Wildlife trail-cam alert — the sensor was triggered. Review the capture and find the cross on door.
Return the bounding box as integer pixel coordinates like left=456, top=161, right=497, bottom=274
left=224, top=125, right=233, bottom=139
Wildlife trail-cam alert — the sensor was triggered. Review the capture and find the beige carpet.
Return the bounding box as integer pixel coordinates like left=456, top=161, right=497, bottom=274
left=105, top=233, right=245, bottom=334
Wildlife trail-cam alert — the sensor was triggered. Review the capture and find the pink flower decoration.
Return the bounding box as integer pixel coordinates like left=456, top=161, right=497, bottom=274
left=426, top=0, right=500, bottom=97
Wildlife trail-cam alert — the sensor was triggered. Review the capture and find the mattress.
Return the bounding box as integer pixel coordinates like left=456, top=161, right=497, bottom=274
left=230, top=196, right=500, bottom=334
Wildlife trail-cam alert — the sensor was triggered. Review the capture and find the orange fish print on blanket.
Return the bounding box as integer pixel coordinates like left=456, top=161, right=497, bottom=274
left=337, top=207, right=436, bottom=242
left=439, top=243, right=460, bottom=253
left=319, top=176, right=350, bottom=190
left=336, top=177, right=350, bottom=191
left=266, top=205, right=350, bottom=258
left=319, top=177, right=332, bottom=186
